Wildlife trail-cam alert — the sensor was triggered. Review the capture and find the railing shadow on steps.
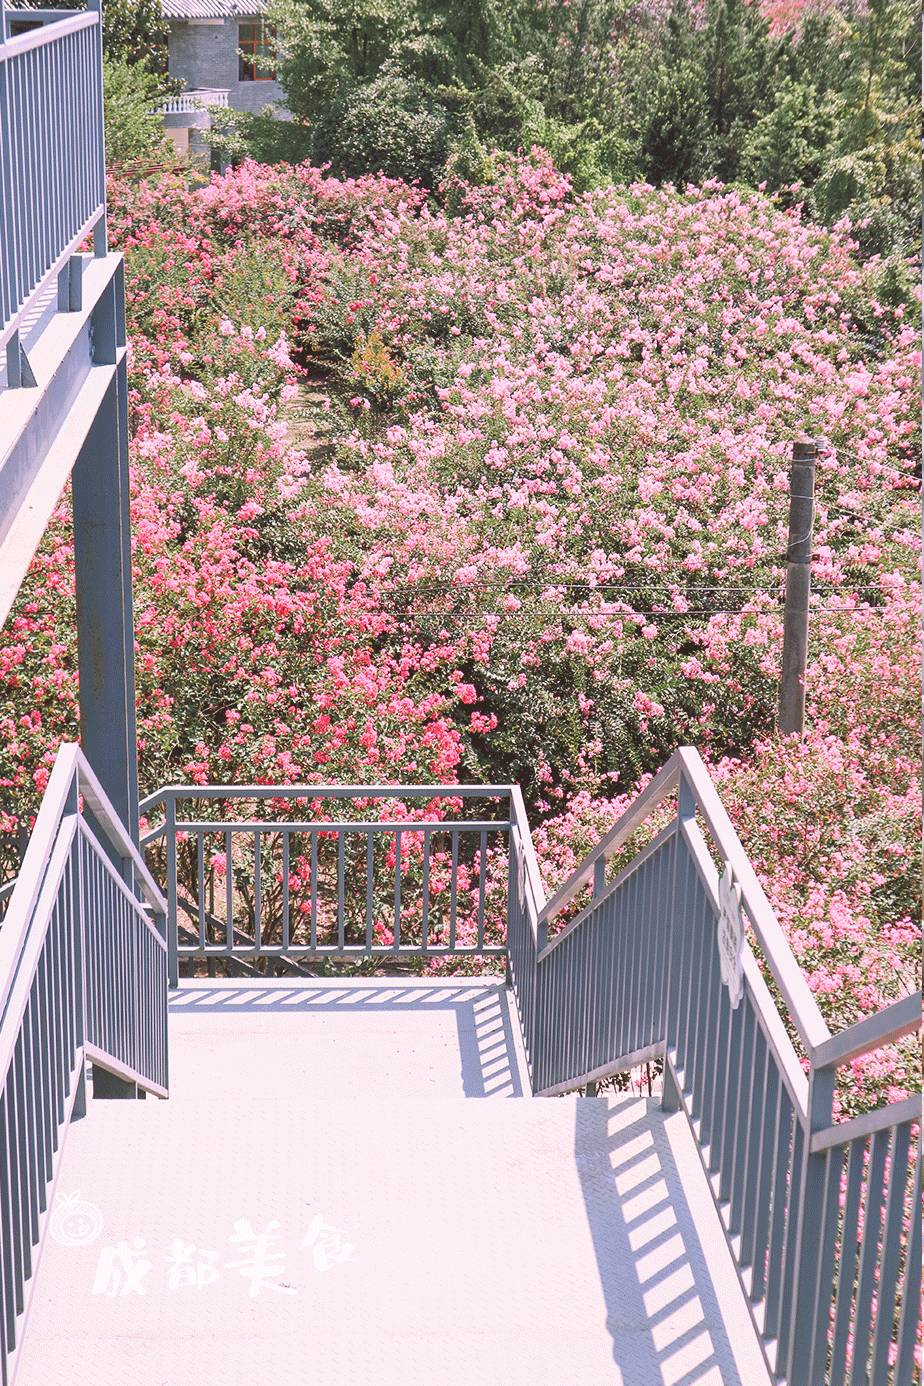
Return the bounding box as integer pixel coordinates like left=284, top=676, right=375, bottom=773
left=167, top=978, right=524, bottom=1097
left=507, top=746, right=921, bottom=1386
left=0, top=743, right=168, bottom=1386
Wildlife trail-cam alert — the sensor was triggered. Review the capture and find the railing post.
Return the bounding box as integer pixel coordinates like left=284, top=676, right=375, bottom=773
left=86, top=0, right=107, bottom=256
left=0, top=0, right=11, bottom=334
left=778, top=438, right=816, bottom=736
left=661, top=772, right=695, bottom=1112
left=165, top=795, right=178, bottom=988
left=68, top=763, right=88, bottom=1121
left=73, top=330, right=139, bottom=847
left=583, top=857, right=607, bottom=1095
left=785, top=1063, right=836, bottom=1384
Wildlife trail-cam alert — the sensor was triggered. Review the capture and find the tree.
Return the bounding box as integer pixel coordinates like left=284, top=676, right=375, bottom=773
left=102, top=58, right=171, bottom=166
left=102, top=0, right=170, bottom=74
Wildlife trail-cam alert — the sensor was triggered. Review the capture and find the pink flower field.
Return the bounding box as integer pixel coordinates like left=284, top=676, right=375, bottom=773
left=1, top=153, right=919, bottom=1110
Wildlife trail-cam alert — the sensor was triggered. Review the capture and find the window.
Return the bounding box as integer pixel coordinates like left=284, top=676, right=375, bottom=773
left=238, top=21, right=276, bottom=82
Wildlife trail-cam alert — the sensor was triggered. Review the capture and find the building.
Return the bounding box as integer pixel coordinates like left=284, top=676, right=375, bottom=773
left=160, top=0, right=285, bottom=156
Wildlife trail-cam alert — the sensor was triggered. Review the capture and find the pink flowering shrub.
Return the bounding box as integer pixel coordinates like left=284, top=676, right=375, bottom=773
left=0, top=155, right=918, bottom=1107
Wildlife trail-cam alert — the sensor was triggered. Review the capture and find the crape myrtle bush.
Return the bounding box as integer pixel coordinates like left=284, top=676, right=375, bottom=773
left=0, top=155, right=918, bottom=1110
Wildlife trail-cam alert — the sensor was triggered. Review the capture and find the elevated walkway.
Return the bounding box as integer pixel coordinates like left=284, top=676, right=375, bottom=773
left=19, top=979, right=769, bottom=1386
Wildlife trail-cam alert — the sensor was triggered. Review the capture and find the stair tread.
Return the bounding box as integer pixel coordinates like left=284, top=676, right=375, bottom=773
left=16, top=981, right=771, bottom=1386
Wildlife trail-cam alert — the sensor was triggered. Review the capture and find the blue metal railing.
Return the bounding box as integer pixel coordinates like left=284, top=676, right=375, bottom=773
left=134, top=755, right=922, bottom=1382
left=0, top=744, right=167, bottom=1386
left=139, top=783, right=513, bottom=985
left=507, top=746, right=921, bottom=1386
left=0, top=0, right=106, bottom=372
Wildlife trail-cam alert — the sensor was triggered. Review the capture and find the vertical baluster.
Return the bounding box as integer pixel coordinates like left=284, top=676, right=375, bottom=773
left=365, top=830, right=374, bottom=952
left=728, top=1001, right=756, bottom=1234
left=449, top=830, right=458, bottom=950
left=393, top=829, right=401, bottom=953
left=685, top=885, right=709, bottom=1121
left=196, top=831, right=205, bottom=949
left=20, top=993, right=39, bottom=1245
left=336, top=830, right=345, bottom=952
left=717, top=990, right=746, bottom=1203
left=614, top=886, right=628, bottom=1060
left=738, top=1022, right=769, bottom=1268
left=762, top=1086, right=793, bottom=1343
left=636, top=857, right=653, bottom=1052
left=165, top=795, right=178, bottom=987
left=0, top=1082, right=15, bottom=1360
left=674, top=843, right=695, bottom=1083
left=747, top=1060, right=779, bottom=1303
left=775, top=1118, right=805, bottom=1368
left=847, top=1128, right=890, bottom=1386
left=804, top=1143, right=845, bottom=1383
left=224, top=829, right=233, bottom=951
left=894, top=1147, right=921, bottom=1386
left=310, top=831, right=318, bottom=951
left=48, top=903, right=66, bottom=1130
left=12, top=1040, right=32, bottom=1291
left=705, top=963, right=732, bottom=1172
left=281, top=830, right=290, bottom=953
left=252, top=829, right=261, bottom=953
left=421, top=828, right=431, bottom=953
left=868, top=1122, right=912, bottom=1382
left=476, top=829, right=487, bottom=953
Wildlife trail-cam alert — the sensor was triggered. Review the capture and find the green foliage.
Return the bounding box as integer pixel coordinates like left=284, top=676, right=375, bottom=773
left=739, top=78, right=833, bottom=192
left=206, top=108, right=313, bottom=167
left=229, top=0, right=921, bottom=257
left=103, top=58, right=172, bottom=167
left=102, top=0, right=169, bottom=73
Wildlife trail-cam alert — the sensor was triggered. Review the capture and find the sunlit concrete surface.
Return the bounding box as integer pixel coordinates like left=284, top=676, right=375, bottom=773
left=18, top=980, right=770, bottom=1386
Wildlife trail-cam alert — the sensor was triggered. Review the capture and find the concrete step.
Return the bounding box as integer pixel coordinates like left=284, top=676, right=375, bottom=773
left=15, top=981, right=772, bottom=1386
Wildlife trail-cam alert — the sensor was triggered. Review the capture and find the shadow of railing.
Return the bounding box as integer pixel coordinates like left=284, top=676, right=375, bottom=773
left=169, top=979, right=523, bottom=1098
left=576, top=1097, right=757, bottom=1386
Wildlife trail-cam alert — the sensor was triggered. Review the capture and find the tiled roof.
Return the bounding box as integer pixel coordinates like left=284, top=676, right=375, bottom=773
left=7, top=0, right=265, bottom=12
left=160, top=0, right=265, bottom=17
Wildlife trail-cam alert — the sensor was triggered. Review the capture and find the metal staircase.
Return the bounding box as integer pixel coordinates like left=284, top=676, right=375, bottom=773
left=0, top=8, right=920, bottom=1384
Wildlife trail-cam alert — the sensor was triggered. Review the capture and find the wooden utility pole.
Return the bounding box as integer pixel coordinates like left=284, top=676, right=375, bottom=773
left=778, top=438, right=817, bottom=735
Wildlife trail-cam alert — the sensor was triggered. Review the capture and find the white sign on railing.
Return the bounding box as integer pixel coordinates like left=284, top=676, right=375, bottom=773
left=718, top=862, right=744, bottom=1008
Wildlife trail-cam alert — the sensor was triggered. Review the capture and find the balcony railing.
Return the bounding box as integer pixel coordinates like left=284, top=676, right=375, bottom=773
left=159, top=88, right=229, bottom=115
left=139, top=783, right=512, bottom=983
left=0, top=0, right=106, bottom=376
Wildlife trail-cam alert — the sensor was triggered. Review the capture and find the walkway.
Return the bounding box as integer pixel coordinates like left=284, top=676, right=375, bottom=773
left=17, top=979, right=770, bottom=1386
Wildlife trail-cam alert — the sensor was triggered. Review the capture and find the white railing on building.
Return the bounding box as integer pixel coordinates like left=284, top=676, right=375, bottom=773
left=159, top=88, right=229, bottom=115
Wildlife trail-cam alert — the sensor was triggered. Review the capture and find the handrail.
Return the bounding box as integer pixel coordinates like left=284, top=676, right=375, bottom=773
left=141, top=782, right=514, bottom=809
left=505, top=745, right=920, bottom=1386
left=0, top=743, right=165, bottom=1019
left=538, top=747, right=830, bottom=1056
left=675, top=747, right=831, bottom=1052
left=0, top=742, right=169, bottom=1378
left=509, top=784, right=545, bottom=926
left=0, top=9, right=96, bottom=60
left=811, top=990, right=921, bottom=1071
left=538, top=753, right=679, bottom=926
left=74, top=747, right=168, bottom=914
left=538, top=818, right=678, bottom=963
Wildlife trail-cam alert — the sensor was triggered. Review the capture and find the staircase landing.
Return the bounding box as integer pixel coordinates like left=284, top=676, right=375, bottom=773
left=17, top=979, right=770, bottom=1386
